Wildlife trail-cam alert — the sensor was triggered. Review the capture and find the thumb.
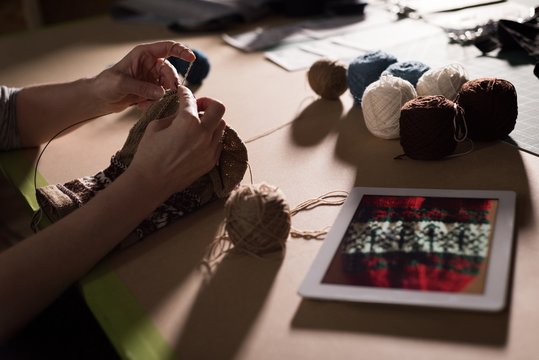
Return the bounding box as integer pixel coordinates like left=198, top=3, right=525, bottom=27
left=120, top=76, right=165, bottom=101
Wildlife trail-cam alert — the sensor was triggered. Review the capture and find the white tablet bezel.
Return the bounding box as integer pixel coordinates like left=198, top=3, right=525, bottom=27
left=298, top=187, right=516, bottom=312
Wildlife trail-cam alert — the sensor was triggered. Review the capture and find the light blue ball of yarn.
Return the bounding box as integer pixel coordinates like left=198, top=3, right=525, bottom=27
left=382, top=60, right=430, bottom=87
left=347, top=50, right=398, bottom=105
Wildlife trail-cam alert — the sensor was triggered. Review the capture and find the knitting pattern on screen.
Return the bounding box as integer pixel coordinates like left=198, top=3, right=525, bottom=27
left=322, top=195, right=497, bottom=293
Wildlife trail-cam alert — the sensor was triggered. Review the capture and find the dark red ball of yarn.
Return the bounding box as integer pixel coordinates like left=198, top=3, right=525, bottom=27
left=400, top=95, right=464, bottom=160
left=456, top=78, right=517, bottom=141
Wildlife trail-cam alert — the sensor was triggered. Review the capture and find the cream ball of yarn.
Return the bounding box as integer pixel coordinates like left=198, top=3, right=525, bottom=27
left=361, top=75, right=417, bottom=139
left=224, top=182, right=291, bottom=256
left=416, top=63, right=469, bottom=100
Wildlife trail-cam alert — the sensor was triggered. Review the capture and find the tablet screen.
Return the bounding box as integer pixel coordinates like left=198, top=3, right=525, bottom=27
left=321, top=195, right=498, bottom=294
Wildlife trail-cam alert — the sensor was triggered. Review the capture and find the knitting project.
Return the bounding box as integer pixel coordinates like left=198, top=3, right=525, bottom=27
left=36, top=90, right=248, bottom=243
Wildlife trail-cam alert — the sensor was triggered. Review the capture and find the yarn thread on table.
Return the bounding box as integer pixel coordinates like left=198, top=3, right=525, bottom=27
left=399, top=95, right=467, bottom=160
left=416, top=63, right=469, bottom=100
left=347, top=50, right=398, bottom=105
left=361, top=75, right=417, bottom=139
left=307, top=58, right=348, bottom=100
left=456, top=77, right=518, bottom=141
left=381, top=60, right=430, bottom=86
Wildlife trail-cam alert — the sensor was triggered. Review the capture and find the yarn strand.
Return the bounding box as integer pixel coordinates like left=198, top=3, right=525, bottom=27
left=289, top=190, right=348, bottom=240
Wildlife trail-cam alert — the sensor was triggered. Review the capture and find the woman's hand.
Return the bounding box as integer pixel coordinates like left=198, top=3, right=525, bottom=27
left=93, top=41, right=196, bottom=113
left=127, top=85, right=226, bottom=200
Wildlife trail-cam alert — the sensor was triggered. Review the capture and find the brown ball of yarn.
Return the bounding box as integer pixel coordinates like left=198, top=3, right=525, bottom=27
left=224, top=183, right=291, bottom=256
left=400, top=95, right=464, bottom=160
left=307, top=58, right=348, bottom=100
left=456, top=78, right=518, bottom=141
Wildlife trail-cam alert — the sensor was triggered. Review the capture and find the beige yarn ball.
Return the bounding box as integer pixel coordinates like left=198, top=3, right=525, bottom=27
left=307, top=58, right=348, bottom=100
left=416, top=63, right=469, bottom=101
left=361, top=75, right=417, bottom=139
left=224, top=183, right=291, bottom=256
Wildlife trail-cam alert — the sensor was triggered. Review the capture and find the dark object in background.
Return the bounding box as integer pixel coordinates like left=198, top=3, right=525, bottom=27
left=474, top=7, right=539, bottom=79
left=168, top=48, right=211, bottom=85
left=111, top=0, right=367, bottom=31
left=282, top=0, right=366, bottom=16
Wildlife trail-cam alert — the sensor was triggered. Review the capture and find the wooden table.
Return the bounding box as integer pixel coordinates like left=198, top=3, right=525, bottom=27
left=1, top=10, right=538, bottom=360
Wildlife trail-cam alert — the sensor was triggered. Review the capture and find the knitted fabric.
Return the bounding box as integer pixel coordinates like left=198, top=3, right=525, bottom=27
left=36, top=90, right=248, bottom=242
left=323, top=195, right=495, bottom=292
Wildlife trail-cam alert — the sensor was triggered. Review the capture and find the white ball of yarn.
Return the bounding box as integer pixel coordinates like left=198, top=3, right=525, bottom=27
left=416, top=63, right=469, bottom=100
left=361, top=75, right=417, bottom=139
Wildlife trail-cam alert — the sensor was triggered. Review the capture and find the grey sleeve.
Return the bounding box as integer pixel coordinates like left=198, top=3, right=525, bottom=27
left=0, top=86, right=22, bottom=151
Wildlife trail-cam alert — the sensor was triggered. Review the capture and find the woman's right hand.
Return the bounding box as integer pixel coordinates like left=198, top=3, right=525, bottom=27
left=127, top=85, right=227, bottom=200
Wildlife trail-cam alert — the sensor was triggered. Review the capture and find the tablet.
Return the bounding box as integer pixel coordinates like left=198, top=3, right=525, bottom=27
left=299, top=187, right=516, bottom=311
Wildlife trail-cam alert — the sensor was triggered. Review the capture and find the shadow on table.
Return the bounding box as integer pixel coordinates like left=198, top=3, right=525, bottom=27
left=171, top=250, right=283, bottom=360
left=291, top=298, right=510, bottom=345
left=99, top=197, right=282, bottom=359
left=334, top=103, right=533, bottom=229
left=289, top=97, right=344, bottom=147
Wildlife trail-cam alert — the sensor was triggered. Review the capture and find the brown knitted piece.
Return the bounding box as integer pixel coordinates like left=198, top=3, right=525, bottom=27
left=36, top=90, right=248, bottom=240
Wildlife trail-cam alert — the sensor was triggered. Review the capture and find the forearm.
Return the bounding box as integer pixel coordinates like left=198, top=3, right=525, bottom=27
left=16, top=77, right=111, bottom=147
left=0, top=169, right=167, bottom=341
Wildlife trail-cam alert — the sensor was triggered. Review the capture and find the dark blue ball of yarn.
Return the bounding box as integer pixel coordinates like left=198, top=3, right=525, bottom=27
left=382, top=60, right=430, bottom=87
left=347, top=50, right=398, bottom=105
left=168, top=48, right=210, bottom=85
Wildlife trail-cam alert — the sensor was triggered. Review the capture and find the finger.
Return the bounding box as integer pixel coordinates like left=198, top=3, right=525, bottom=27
left=134, top=41, right=195, bottom=62
left=175, top=85, right=199, bottom=120
left=211, top=119, right=226, bottom=146
left=158, top=59, right=181, bottom=89
left=119, top=75, right=165, bottom=100
left=197, top=97, right=226, bottom=130
left=211, top=120, right=227, bottom=164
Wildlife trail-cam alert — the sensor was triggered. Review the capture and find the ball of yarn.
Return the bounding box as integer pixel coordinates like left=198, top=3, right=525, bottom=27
left=456, top=78, right=518, bottom=141
left=416, top=63, right=469, bottom=100
left=307, top=58, right=348, bottom=100
left=168, top=48, right=210, bottom=85
left=400, top=95, right=464, bottom=160
left=361, top=75, right=417, bottom=139
left=381, top=60, right=430, bottom=87
left=224, top=183, right=291, bottom=256
left=347, top=50, right=398, bottom=105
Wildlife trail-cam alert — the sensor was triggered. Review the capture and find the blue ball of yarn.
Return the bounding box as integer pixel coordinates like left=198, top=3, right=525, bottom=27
left=347, top=50, right=398, bottom=105
left=168, top=48, right=210, bottom=85
left=382, top=60, right=430, bottom=87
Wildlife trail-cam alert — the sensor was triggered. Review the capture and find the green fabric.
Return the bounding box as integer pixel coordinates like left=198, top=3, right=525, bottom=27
left=0, top=150, right=47, bottom=211
left=81, top=268, right=175, bottom=360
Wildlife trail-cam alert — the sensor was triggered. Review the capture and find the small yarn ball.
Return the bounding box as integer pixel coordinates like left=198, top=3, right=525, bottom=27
left=168, top=48, right=210, bottom=85
left=224, top=183, right=291, bottom=256
left=347, top=50, right=398, bottom=105
left=361, top=75, right=417, bottom=139
left=381, top=60, right=430, bottom=86
left=307, top=58, right=348, bottom=100
left=400, top=95, right=464, bottom=160
left=416, top=63, right=469, bottom=100
left=456, top=78, right=518, bottom=141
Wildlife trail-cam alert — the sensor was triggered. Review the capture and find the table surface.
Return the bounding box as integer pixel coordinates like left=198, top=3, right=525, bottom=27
left=1, top=7, right=538, bottom=360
